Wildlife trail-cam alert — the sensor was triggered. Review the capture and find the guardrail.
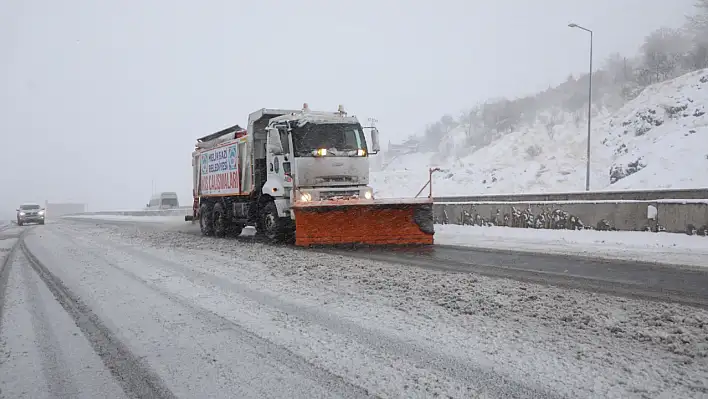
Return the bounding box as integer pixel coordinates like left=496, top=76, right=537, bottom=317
left=433, top=188, right=708, bottom=203
left=68, top=208, right=191, bottom=217
left=433, top=199, right=708, bottom=235
left=65, top=189, right=708, bottom=236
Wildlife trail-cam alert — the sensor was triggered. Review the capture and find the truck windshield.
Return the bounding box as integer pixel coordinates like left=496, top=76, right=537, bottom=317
left=161, top=198, right=179, bottom=207
left=20, top=204, right=40, bottom=210
left=291, top=123, right=368, bottom=157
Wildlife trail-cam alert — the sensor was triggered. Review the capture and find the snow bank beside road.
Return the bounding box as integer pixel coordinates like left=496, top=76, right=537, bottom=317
left=435, top=225, right=708, bottom=267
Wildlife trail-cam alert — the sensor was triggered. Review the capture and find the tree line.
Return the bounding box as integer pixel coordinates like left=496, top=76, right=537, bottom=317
left=417, top=0, right=708, bottom=155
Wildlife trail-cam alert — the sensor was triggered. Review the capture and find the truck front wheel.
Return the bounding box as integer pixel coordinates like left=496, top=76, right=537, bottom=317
left=199, top=203, right=214, bottom=236
left=261, top=201, right=289, bottom=243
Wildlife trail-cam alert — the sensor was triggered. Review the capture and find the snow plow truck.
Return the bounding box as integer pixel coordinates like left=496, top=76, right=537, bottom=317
left=185, top=104, right=435, bottom=247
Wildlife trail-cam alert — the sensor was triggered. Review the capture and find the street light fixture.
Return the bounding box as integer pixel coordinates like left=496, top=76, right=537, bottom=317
left=569, top=22, right=593, bottom=192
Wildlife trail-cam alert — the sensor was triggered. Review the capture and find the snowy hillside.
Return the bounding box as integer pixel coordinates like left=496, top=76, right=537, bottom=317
left=371, top=69, right=708, bottom=198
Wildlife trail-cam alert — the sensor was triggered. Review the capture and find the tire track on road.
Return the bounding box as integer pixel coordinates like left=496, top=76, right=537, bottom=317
left=14, top=251, right=81, bottom=398
left=62, top=217, right=708, bottom=308
left=42, top=223, right=380, bottom=398
left=98, top=263, right=376, bottom=399
left=50, top=227, right=378, bottom=399
left=19, top=239, right=177, bottom=399
left=56, top=222, right=559, bottom=399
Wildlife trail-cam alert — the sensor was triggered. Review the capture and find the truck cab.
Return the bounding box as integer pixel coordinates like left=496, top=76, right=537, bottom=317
left=146, top=192, right=180, bottom=210
left=255, top=104, right=380, bottom=219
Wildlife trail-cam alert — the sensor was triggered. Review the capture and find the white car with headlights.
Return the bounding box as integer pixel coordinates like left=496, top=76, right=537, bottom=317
left=16, top=203, right=45, bottom=226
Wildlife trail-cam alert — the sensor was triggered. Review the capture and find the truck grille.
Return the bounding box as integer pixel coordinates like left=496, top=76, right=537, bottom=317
left=320, top=190, right=359, bottom=200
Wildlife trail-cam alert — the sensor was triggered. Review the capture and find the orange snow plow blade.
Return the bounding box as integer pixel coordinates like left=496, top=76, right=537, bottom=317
left=291, top=198, right=435, bottom=247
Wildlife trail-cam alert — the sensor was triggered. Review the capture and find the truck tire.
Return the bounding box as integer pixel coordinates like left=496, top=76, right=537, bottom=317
left=199, top=203, right=214, bottom=236
left=261, top=201, right=289, bottom=243
left=212, top=203, right=228, bottom=238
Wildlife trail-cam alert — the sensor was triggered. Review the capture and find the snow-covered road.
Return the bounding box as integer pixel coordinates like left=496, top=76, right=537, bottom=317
left=67, top=214, right=708, bottom=307
left=2, top=221, right=708, bottom=398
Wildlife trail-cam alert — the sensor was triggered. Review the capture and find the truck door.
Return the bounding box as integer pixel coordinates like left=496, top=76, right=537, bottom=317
left=280, top=128, right=294, bottom=189
left=266, top=127, right=292, bottom=198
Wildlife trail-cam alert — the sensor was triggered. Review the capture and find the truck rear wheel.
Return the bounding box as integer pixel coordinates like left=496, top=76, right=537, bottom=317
left=199, top=203, right=214, bottom=236
left=213, top=203, right=228, bottom=238
left=261, top=201, right=290, bottom=243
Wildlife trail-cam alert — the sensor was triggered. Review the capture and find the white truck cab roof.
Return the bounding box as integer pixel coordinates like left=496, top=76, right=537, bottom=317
left=268, top=108, right=360, bottom=128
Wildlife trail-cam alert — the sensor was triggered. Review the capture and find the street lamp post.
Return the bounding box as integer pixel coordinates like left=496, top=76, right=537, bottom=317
left=568, top=22, right=593, bottom=192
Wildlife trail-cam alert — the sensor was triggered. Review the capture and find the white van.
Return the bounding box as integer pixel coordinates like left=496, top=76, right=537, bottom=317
left=146, top=192, right=180, bottom=210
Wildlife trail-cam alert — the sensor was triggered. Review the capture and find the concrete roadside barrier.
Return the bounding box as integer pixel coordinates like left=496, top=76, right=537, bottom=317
left=433, top=199, right=708, bottom=235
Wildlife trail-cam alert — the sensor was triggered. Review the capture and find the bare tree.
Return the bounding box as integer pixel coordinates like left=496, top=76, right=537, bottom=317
left=640, top=27, right=691, bottom=83
left=604, top=53, right=632, bottom=84
left=686, top=0, right=708, bottom=35
left=685, top=0, right=708, bottom=70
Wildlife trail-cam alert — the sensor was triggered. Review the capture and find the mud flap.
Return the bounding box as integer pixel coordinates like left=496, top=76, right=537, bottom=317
left=291, top=198, right=435, bottom=247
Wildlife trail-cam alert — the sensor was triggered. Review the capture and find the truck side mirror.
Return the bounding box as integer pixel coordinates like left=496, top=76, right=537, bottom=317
left=370, top=127, right=381, bottom=154
left=267, top=127, right=284, bottom=155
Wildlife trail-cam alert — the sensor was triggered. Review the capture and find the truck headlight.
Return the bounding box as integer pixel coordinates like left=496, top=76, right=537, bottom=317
left=19, top=212, right=25, bottom=216
left=38, top=210, right=45, bottom=215
left=364, top=190, right=373, bottom=200
left=300, top=192, right=312, bottom=202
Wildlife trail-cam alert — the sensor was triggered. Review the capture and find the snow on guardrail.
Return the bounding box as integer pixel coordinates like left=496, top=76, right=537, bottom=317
left=433, top=188, right=708, bottom=203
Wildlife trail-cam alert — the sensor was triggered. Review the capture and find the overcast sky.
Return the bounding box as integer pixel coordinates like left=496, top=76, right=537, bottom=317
left=0, top=0, right=694, bottom=215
